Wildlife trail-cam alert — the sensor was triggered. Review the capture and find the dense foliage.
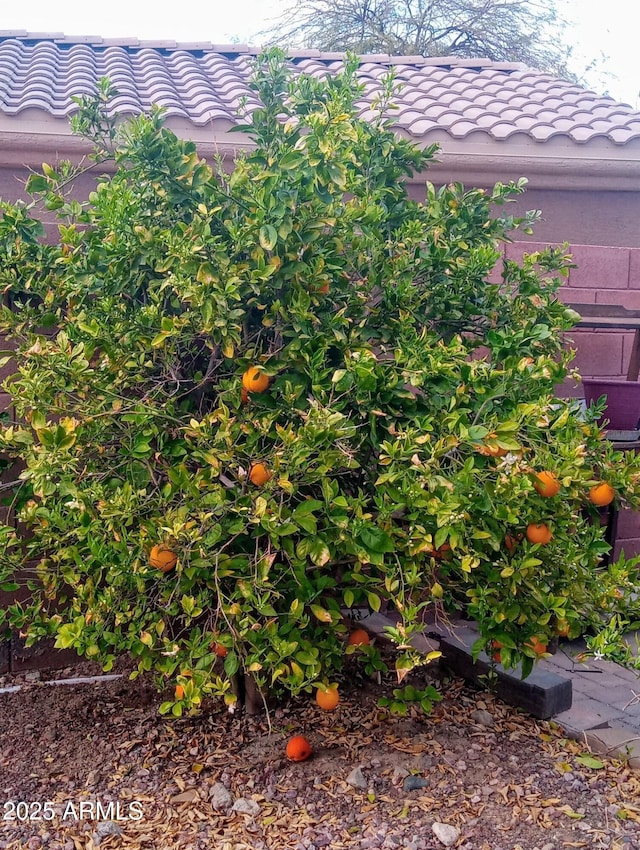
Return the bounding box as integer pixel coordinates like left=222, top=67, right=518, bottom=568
left=0, top=53, right=638, bottom=714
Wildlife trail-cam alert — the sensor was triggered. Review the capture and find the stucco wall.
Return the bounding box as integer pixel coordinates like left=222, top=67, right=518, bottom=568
left=500, top=190, right=640, bottom=250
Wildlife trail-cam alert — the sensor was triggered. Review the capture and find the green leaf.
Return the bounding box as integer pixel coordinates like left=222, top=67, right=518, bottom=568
left=575, top=755, right=605, bottom=770
left=358, top=526, right=394, bottom=554
left=367, top=591, right=381, bottom=612
left=224, top=652, right=240, bottom=678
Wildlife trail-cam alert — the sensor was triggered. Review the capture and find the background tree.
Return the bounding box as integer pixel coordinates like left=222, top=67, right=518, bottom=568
left=261, top=0, right=579, bottom=79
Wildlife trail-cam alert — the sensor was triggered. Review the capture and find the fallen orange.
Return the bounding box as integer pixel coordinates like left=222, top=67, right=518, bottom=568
left=348, top=628, right=370, bottom=646
left=286, top=734, right=312, bottom=762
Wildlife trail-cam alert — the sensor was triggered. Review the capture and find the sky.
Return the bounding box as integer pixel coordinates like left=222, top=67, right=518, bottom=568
left=1, top=0, right=638, bottom=108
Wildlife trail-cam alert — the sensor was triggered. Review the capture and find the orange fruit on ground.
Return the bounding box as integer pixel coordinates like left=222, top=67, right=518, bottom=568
left=525, top=636, right=548, bottom=655
left=286, top=734, right=312, bottom=762
left=174, top=684, right=185, bottom=700
left=348, top=628, right=370, bottom=646
left=533, top=471, right=560, bottom=498
left=526, top=522, right=553, bottom=545
left=588, top=482, right=615, bottom=507
left=249, top=462, right=272, bottom=486
left=242, top=365, right=269, bottom=394
left=150, top=544, right=178, bottom=572
left=315, top=685, right=340, bottom=711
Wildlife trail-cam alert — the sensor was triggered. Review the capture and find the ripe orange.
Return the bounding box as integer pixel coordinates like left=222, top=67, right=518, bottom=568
left=175, top=684, right=185, bottom=700
left=150, top=544, right=178, bottom=572
left=286, top=734, right=312, bottom=762
left=588, top=482, right=615, bottom=507
left=348, top=628, right=370, bottom=646
left=526, top=522, right=553, bottom=545
left=490, top=640, right=503, bottom=663
left=242, top=366, right=269, bottom=394
left=315, top=685, right=340, bottom=711
left=533, top=471, right=560, bottom=498
left=249, top=462, right=272, bottom=486
left=525, top=636, right=548, bottom=655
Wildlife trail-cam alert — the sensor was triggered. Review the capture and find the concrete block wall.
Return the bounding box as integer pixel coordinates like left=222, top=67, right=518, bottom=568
left=505, top=242, right=640, bottom=383
left=507, top=241, right=640, bottom=559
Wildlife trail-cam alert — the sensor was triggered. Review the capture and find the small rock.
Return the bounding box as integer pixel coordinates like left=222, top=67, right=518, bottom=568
left=470, top=708, right=494, bottom=727
left=209, top=782, right=233, bottom=810
left=95, top=821, right=122, bottom=839
left=171, top=788, right=199, bottom=805
left=432, top=822, right=460, bottom=847
left=403, top=775, right=430, bottom=792
left=541, top=843, right=555, bottom=850
left=232, top=798, right=261, bottom=817
left=91, top=821, right=122, bottom=846
left=346, top=766, right=368, bottom=790
left=391, top=766, right=409, bottom=784
left=24, top=671, right=41, bottom=682
left=27, top=838, right=42, bottom=850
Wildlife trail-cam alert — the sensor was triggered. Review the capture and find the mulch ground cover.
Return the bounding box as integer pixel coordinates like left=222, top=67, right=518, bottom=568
left=1, top=654, right=640, bottom=850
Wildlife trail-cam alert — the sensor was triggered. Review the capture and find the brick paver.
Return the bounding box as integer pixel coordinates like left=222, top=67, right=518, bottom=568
left=360, top=612, right=640, bottom=765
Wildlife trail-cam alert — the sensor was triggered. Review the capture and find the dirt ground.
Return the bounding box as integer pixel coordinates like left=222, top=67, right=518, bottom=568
left=1, top=653, right=639, bottom=850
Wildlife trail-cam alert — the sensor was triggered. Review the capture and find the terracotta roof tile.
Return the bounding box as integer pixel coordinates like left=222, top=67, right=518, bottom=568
left=0, top=33, right=638, bottom=145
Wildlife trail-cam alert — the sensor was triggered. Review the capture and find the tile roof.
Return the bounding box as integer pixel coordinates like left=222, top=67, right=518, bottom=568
left=0, top=33, right=639, bottom=147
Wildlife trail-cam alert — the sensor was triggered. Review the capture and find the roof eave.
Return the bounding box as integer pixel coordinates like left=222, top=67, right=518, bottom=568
left=1, top=122, right=639, bottom=193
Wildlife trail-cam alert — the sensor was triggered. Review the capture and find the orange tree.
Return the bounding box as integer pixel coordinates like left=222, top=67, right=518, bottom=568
left=0, top=51, right=639, bottom=714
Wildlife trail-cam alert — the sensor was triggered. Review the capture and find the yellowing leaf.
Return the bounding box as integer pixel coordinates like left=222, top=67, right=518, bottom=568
left=310, top=604, right=333, bottom=623
left=560, top=805, right=586, bottom=820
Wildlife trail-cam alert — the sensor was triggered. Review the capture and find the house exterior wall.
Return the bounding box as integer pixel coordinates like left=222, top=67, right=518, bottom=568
left=506, top=190, right=640, bottom=250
